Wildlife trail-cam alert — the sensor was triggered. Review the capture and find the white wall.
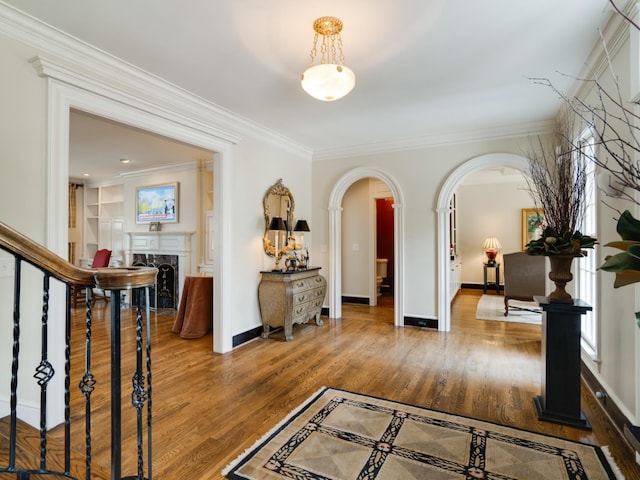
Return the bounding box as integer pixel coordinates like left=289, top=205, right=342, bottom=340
left=0, top=36, right=53, bottom=425
left=457, top=177, right=532, bottom=285
left=342, top=178, right=372, bottom=298
left=229, top=135, right=311, bottom=338
left=311, top=138, right=534, bottom=320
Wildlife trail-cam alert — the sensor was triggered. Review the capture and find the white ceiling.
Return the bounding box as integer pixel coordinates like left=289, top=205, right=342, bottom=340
left=3, top=0, right=615, bottom=180
left=68, top=110, right=214, bottom=181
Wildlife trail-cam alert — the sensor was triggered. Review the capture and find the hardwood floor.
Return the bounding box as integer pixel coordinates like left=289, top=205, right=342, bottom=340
left=49, top=289, right=640, bottom=478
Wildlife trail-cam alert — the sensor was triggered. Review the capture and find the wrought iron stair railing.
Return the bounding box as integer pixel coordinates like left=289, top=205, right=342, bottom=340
left=0, top=221, right=157, bottom=480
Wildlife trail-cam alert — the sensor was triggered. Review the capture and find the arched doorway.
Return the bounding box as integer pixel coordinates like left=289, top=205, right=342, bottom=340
left=436, top=153, right=530, bottom=331
left=328, top=167, right=405, bottom=325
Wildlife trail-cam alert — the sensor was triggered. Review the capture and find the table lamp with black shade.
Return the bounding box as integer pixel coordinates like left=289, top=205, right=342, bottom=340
left=294, top=219, right=311, bottom=269
left=269, top=216, right=287, bottom=270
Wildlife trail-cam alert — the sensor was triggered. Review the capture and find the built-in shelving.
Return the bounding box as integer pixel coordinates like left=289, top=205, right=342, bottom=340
left=198, top=159, right=214, bottom=274
left=450, top=257, right=461, bottom=301
left=449, top=192, right=460, bottom=301
left=82, top=183, right=124, bottom=264
left=449, top=193, right=457, bottom=257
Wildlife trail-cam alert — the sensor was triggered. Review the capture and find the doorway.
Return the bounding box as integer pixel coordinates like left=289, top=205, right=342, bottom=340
left=68, top=109, right=215, bottom=275
left=41, top=70, right=235, bottom=356
left=328, top=166, right=404, bottom=324
left=340, top=178, right=395, bottom=309
left=436, top=153, right=530, bottom=331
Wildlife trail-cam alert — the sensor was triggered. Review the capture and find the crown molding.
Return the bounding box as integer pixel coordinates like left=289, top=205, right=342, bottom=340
left=118, top=161, right=199, bottom=181
left=311, top=120, right=556, bottom=161
left=568, top=1, right=632, bottom=100
left=0, top=1, right=311, bottom=159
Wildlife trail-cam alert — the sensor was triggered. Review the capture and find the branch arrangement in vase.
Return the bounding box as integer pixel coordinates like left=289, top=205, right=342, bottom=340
left=524, top=116, right=597, bottom=257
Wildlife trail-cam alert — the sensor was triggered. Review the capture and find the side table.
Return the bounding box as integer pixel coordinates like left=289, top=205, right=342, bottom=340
left=483, top=262, right=501, bottom=294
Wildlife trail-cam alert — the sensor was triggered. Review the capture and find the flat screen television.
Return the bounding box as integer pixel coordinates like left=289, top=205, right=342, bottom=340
left=136, top=182, right=179, bottom=223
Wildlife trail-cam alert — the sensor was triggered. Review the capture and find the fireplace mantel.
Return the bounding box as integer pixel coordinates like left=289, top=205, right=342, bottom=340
left=125, top=231, right=195, bottom=305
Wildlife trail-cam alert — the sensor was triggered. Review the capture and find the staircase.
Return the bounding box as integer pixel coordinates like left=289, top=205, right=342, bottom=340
left=0, top=222, right=157, bottom=479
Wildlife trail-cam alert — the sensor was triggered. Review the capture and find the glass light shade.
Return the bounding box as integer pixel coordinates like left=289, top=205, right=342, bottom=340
left=301, top=64, right=356, bottom=101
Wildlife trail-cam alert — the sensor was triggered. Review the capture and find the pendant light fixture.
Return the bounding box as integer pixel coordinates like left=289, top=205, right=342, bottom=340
left=301, top=16, right=356, bottom=101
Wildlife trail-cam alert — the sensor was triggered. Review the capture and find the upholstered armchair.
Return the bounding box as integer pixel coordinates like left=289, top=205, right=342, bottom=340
left=502, top=252, right=546, bottom=316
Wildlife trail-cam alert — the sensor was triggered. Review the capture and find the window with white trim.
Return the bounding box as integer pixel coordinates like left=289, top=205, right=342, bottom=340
left=575, top=133, right=598, bottom=358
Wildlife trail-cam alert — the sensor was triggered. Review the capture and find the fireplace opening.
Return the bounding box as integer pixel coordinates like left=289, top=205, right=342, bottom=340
left=132, top=253, right=179, bottom=310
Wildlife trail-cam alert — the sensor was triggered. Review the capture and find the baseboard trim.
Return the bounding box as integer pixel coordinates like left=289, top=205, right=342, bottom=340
left=624, top=424, right=640, bottom=454
left=232, top=326, right=262, bottom=348
left=342, top=296, right=369, bottom=305
left=581, top=361, right=635, bottom=451
left=404, top=316, right=438, bottom=329
left=462, top=283, right=503, bottom=291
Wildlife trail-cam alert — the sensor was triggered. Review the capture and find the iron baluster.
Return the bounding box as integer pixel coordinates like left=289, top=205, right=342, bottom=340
left=79, top=288, right=96, bottom=480
left=131, top=287, right=147, bottom=479
left=65, top=284, right=72, bottom=475
left=34, top=273, right=55, bottom=471
left=110, top=290, right=123, bottom=480
left=145, top=287, right=153, bottom=480
left=9, top=257, right=22, bottom=470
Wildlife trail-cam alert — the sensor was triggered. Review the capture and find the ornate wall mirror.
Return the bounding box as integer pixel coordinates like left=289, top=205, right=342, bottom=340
left=263, top=179, right=295, bottom=258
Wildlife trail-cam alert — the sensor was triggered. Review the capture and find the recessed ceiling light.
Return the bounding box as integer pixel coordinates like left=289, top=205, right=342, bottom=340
left=83, top=173, right=90, bottom=177
left=120, top=158, right=131, bottom=164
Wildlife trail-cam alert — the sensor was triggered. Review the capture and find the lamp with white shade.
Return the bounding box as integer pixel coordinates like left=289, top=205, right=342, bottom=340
left=482, top=237, right=502, bottom=265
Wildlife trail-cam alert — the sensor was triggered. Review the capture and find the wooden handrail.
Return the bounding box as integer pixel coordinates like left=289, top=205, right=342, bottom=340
left=0, top=220, right=158, bottom=480
left=0, top=221, right=156, bottom=288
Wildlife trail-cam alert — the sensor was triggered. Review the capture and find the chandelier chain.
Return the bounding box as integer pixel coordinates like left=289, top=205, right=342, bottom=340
left=337, top=36, right=346, bottom=65
left=308, top=33, right=318, bottom=68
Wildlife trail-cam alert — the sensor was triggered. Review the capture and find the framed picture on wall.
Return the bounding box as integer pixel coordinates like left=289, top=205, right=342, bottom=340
left=136, top=182, right=179, bottom=223
left=521, top=208, right=545, bottom=250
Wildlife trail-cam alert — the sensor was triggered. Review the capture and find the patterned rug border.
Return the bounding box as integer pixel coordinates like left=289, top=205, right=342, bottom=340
left=223, top=386, right=624, bottom=480
left=222, top=386, right=329, bottom=477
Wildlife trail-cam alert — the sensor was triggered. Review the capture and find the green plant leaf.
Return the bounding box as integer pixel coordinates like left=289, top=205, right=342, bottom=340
left=600, top=251, right=640, bottom=272
left=629, top=244, right=640, bottom=260
left=636, top=311, right=640, bottom=328
left=616, top=210, right=640, bottom=241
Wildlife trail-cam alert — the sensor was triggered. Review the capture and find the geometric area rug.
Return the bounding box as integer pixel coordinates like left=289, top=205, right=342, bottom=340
left=223, top=387, right=623, bottom=479
left=476, top=294, right=542, bottom=325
